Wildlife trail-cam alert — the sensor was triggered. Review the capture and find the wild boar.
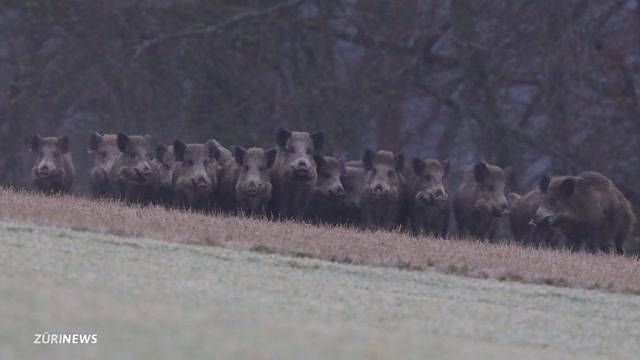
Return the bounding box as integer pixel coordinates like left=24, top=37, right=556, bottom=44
left=88, top=133, right=119, bottom=198
left=359, top=149, right=406, bottom=231
left=270, top=128, right=324, bottom=219
left=531, top=171, right=635, bottom=254
left=304, top=156, right=351, bottom=225
left=453, top=162, right=510, bottom=241
left=151, top=144, right=175, bottom=205
left=171, top=139, right=221, bottom=210
left=340, top=165, right=366, bottom=225
left=508, top=174, right=564, bottom=247
left=219, top=146, right=277, bottom=215
left=108, top=133, right=157, bottom=204
left=406, top=158, right=449, bottom=237
left=30, top=135, right=75, bottom=194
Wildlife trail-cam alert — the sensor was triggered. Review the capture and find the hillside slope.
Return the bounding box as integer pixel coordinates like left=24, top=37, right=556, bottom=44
left=1, top=221, right=638, bottom=359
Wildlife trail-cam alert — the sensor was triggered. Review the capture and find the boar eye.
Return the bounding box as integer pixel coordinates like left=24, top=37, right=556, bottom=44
left=100, top=151, right=108, bottom=159
left=287, top=147, right=295, bottom=154
left=259, top=166, right=267, bottom=172
left=128, top=152, right=136, bottom=159
left=53, top=151, right=60, bottom=157
left=185, top=160, right=194, bottom=166
left=424, top=174, right=432, bottom=181
left=306, top=147, right=312, bottom=155
left=371, top=169, right=377, bottom=176
left=388, top=170, right=395, bottom=177
left=243, top=165, right=249, bottom=172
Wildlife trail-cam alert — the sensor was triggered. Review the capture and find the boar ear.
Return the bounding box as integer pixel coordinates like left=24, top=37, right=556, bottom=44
left=156, top=145, right=167, bottom=163
left=313, top=155, right=326, bottom=170
left=233, top=146, right=246, bottom=166
left=173, top=140, right=186, bottom=162
left=362, top=149, right=375, bottom=171
left=412, top=158, right=426, bottom=175
left=58, top=136, right=70, bottom=154
left=265, top=148, right=277, bottom=168
left=538, top=174, right=551, bottom=193
left=207, top=141, right=221, bottom=161
left=508, top=192, right=521, bottom=205
left=395, top=152, right=405, bottom=172
left=117, top=133, right=129, bottom=153
left=473, top=162, right=490, bottom=183
left=559, top=177, right=576, bottom=198
left=276, top=128, right=291, bottom=149
left=311, top=132, right=324, bottom=152
left=89, top=132, right=102, bottom=152
left=442, top=159, right=450, bottom=178
left=30, top=135, right=42, bottom=152
left=339, top=159, right=347, bottom=174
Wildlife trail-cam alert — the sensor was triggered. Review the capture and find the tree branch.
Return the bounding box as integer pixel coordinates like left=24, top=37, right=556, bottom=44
left=133, top=0, right=306, bottom=58
left=299, top=21, right=460, bottom=68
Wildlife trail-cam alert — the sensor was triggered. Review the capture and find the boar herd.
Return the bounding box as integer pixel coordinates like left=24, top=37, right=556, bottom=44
left=27, top=129, right=636, bottom=255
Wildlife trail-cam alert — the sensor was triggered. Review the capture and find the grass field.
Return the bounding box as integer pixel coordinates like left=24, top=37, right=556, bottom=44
left=0, top=188, right=638, bottom=294
left=1, top=221, right=639, bottom=359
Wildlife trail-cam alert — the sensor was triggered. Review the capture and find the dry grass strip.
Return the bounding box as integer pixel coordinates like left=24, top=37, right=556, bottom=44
left=1, top=188, right=638, bottom=294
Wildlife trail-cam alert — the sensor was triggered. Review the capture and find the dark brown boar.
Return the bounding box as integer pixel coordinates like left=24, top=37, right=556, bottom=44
left=341, top=165, right=366, bottom=225
left=88, top=133, right=119, bottom=198
left=508, top=174, right=565, bottom=247
left=108, top=133, right=157, bottom=204
left=532, top=171, right=635, bottom=254
left=453, top=162, right=510, bottom=241
left=270, top=128, right=324, bottom=219
left=219, top=146, right=277, bottom=215
left=406, top=158, right=449, bottom=237
left=304, top=156, right=352, bottom=225
left=171, top=139, right=221, bottom=210
left=152, top=144, right=175, bottom=205
left=30, top=135, right=75, bottom=194
left=359, top=149, right=406, bottom=231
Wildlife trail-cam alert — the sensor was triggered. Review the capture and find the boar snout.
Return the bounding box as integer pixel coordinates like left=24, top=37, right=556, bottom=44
left=291, top=160, right=313, bottom=179
left=192, top=176, right=210, bottom=193
left=533, top=215, right=551, bottom=226
left=37, top=163, right=51, bottom=176
left=140, top=163, right=152, bottom=175
left=419, top=189, right=447, bottom=205
left=91, top=167, right=108, bottom=183
left=135, top=167, right=151, bottom=180
left=36, top=163, right=61, bottom=179
left=533, top=207, right=553, bottom=226
left=328, top=185, right=345, bottom=200
left=491, top=203, right=510, bottom=217
left=432, top=189, right=447, bottom=203
left=131, top=162, right=152, bottom=181
left=245, top=186, right=259, bottom=197
left=242, top=178, right=268, bottom=197
left=371, top=183, right=390, bottom=199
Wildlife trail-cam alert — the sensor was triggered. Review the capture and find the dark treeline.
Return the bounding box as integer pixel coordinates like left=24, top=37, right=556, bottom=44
left=2, top=0, right=640, bottom=218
